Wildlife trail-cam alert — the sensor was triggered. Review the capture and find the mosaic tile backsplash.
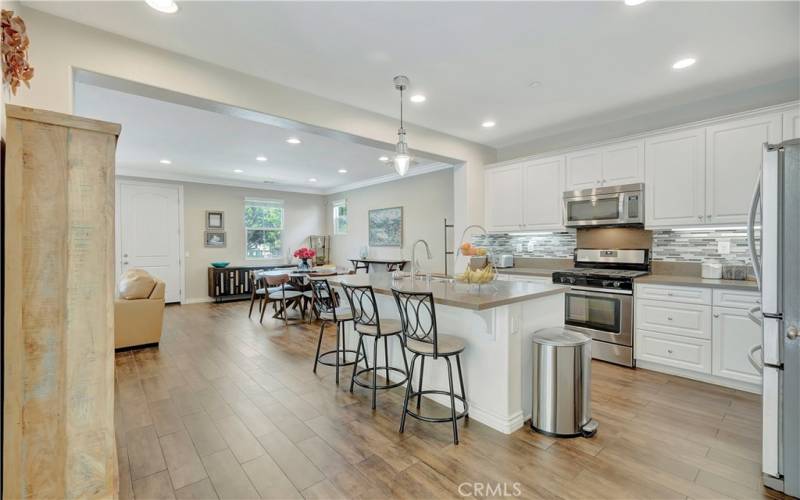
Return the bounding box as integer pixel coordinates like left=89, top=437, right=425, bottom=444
left=474, top=229, right=757, bottom=264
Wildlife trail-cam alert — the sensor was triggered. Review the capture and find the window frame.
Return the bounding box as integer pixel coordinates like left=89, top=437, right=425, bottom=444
left=332, top=199, right=348, bottom=235
left=244, top=197, right=285, bottom=261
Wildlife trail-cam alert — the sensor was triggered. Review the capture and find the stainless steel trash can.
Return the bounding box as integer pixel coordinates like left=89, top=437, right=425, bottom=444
left=531, top=327, right=598, bottom=438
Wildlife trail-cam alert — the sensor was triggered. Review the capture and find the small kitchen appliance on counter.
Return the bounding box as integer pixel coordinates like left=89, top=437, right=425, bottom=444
left=493, top=254, right=514, bottom=268
left=552, top=248, right=651, bottom=367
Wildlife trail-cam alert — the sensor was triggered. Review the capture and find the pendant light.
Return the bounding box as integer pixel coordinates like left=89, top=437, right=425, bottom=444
left=392, top=75, right=411, bottom=176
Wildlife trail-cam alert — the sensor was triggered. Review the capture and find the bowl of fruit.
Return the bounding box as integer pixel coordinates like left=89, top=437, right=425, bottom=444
left=456, top=265, right=496, bottom=285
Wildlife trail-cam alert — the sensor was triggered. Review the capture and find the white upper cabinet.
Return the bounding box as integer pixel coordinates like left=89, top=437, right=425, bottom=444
left=485, top=163, right=523, bottom=231
left=706, top=113, right=782, bottom=224
left=522, top=156, right=565, bottom=229
left=602, top=139, right=645, bottom=186
left=565, top=140, right=644, bottom=191
left=645, top=128, right=706, bottom=228
left=784, top=107, right=800, bottom=140
left=565, top=150, right=602, bottom=191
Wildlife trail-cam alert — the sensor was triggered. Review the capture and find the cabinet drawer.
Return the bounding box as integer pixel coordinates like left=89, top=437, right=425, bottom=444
left=635, top=329, right=711, bottom=374
left=635, top=283, right=711, bottom=305
left=636, top=299, right=711, bottom=339
left=712, top=289, right=761, bottom=309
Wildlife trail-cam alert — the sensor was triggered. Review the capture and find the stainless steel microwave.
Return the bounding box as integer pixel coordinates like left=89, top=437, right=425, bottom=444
left=563, top=183, right=644, bottom=228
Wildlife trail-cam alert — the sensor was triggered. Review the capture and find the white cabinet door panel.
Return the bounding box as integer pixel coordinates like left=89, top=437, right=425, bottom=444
left=712, top=307, right=762, bottom=385
left=565, top=149, right=602, bottom=191
left=522, top=156, right=564, bottom=229
left=706, top=114, right=782, bottom=224
left=784, top=107, right=800, bottom=140
left=636, top=329, right=712, bottom=373
left=602, top=139, right=644, bottom=186
left=636, top=299, right=712, bottom=339
left=645, top=128, right=706, bottom=227
left=635, top=283, right=711, bottom=305
left=712, top=289, right=761, bottom=309
left=485, top=164, right=523, bottom=231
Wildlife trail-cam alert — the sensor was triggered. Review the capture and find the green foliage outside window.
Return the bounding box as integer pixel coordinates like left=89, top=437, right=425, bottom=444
left=245, top=201, right=283, bottom=259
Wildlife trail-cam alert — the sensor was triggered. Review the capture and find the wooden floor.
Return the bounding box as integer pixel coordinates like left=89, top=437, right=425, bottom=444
left=116, top=301, right=785, bottom=500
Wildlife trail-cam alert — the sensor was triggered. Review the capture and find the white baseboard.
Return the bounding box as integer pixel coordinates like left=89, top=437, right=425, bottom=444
left=636, top=360, right=762, bottom=394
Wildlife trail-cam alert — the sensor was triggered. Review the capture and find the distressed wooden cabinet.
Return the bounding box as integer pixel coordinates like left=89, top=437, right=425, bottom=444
left=3, top=105, right=120, bottom=499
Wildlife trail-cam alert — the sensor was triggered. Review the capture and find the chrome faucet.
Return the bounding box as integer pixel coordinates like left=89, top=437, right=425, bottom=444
left=411, top=239, right=432, bottom=280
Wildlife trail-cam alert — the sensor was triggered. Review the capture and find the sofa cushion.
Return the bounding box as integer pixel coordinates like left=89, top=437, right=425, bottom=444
left=118, top=269, right=157, bottom=300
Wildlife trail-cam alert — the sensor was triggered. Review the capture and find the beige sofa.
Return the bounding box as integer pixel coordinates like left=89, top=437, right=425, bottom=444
left=115, top=269, right=165, bottom=350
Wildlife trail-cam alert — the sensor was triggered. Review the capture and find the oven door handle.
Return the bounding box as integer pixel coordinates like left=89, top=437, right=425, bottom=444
left=568, top=286, right=633, bottom=296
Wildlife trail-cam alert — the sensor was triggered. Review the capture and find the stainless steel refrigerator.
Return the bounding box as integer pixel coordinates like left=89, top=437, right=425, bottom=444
left=748, top=139, right=800, bottom=496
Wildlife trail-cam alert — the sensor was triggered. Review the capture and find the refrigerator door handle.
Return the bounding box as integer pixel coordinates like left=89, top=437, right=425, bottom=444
left=748, top=344, right=764, bottom=374
left=748, top=171, right=762, bottom=289
left=749, top=306, right=764, bottom=326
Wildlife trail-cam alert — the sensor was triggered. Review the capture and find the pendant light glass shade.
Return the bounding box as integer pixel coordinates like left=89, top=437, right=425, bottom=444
left=392, top=75, right=412, bottom=177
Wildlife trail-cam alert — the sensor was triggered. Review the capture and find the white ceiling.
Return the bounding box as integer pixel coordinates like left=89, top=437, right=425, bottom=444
left=28, top=1, right=800, bottom=148
left=74, top=82, right=444, bottom=193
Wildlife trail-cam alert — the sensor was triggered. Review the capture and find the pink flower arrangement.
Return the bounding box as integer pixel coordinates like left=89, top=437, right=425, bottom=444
left=293, top=247, right=316, bottom=260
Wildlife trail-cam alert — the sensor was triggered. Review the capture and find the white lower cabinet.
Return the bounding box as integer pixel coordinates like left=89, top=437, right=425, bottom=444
left=712, top=307, right=762, bottom=385
left=634, top=283, right=761, bottom=392
left=636, top=329, right=711, bottom=373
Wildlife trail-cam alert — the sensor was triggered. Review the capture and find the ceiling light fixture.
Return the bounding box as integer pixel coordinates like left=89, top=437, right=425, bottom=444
left=159, top=159, right=172, bottom=164
left=308, top=178, right=318, bottom=183
left=379, top=156, right=390, bottom=162
left=410, top=94, right=426, bottom=103
left=392, top=75, right=411, bottom=177
left=286, top=137, right=302, bottom=144
left=255, top=156, right=268, bottom=162
left=624, top=0, right=647, bottom=6
left=338, top=169, right=348, bottom=174
left=233, top=169, right=244, bottom=173
left=672, top=57, right=696, bottom=70
left=145, top=0, right=179, bottom=14
left=481, top=120, right=496, bottom=128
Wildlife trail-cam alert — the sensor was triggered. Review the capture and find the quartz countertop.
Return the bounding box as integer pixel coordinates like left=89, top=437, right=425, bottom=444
left=326, top=273, right=567, bottom=311
left=635, top=274, right=759, bottom=290
left=496, top=267, right=559, bottom=278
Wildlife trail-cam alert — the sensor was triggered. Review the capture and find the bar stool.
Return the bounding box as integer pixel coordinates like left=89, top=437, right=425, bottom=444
left=310, top=278, right=367, bottom=385
left=341, top=283, right=409, bottom=410
left=392, top=288, right=469, bottom=445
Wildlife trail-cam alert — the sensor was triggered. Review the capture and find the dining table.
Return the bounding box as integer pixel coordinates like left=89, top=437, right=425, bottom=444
left=255, top=267, right=348, bottom=322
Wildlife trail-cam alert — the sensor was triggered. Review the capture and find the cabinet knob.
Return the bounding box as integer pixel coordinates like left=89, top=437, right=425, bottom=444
left=123, top=261, right=129, bottom=265
left=667, top=349, right=674, bottom=355
left=667, top=317, right=673, bottom=321
left=713, top=313, right=720, bottom=318
left=697, top=215, right=703, bottom=220
left=788, top=326, right=799, bottom=340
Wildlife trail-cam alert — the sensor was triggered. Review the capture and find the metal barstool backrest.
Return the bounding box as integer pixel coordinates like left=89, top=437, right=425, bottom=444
left=392, top=289, right=439, bottom=358
left=309, top=278, right=337, bottom=320
left=341, top=283, right=380, bottom=331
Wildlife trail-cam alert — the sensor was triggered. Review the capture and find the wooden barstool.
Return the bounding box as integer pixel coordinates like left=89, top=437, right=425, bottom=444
left=310, top=278, right=367, bottom=384
left=392, top=288, right=469, bottom=445
left=341, top=283, right=409, bottom=410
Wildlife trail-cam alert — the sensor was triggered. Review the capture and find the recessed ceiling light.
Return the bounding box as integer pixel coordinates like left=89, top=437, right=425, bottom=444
left=159, top=159, right=172, bottom=165
left=528, top=81, right=542, bottom=88
left=410, top=94, right=426, bottom=103
left=286, top=137, right=302, bottom=144
left=624, top=0, right=647, bottom=6
left=672, top=57, right=696, bottom=70
left=145, top=0, right=178, bottom=14
left=481, top=121, right=496, bottom=128
left=255, top=156, right=268, bottom=162
left=308, top=178, right=318, bottom=183
left=233, top=169, right=244, bottom=173
left=379, top=156, right=390, bottom=162
left=338, top=169, right=348, bottom=174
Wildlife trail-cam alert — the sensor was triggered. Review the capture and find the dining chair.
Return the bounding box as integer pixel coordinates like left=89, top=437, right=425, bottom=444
left=262, top=274, right=304, bottom=326
left=248, top=271, right=267, bottom=318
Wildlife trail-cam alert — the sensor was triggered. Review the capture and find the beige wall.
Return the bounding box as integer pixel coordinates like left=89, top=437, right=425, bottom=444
left=8, top=5, right=495, bottom=235
left=119, top=177, right=325, bottom=302
left=325, top=169, right=454, bottom=275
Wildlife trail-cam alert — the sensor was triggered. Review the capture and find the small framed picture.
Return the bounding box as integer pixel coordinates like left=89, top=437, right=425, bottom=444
left=205, top=231, right=226, bottom=248
left=206, top=210, right=224, bottom=230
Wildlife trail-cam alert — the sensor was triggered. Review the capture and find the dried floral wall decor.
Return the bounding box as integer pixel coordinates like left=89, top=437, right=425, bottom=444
left=2, top=10, right=34, bottom=95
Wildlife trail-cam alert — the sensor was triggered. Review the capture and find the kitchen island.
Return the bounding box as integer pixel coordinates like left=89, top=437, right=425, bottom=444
left=326, top=273, right=568, bottom=433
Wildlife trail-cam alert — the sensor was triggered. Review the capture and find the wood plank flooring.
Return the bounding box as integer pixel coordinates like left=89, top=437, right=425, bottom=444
left=115, top=301, right=786, bottom=500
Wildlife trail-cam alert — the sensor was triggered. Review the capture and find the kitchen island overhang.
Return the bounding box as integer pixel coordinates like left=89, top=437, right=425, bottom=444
left=326, top=274, right=568, bottom=434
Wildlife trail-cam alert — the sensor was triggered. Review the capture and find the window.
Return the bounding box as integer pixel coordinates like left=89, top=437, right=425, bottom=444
left=244, top=198, right=283, bottom=259
left=333, top=199, right=348, bottom=235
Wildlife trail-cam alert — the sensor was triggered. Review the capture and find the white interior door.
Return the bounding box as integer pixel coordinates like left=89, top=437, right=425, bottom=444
left=118, top=182, right=182, bottom=303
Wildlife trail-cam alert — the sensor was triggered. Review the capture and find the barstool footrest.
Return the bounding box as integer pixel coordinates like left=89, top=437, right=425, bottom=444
left=404, top=390, right=469, bottom=423
left=352, top=366, right=408, bottom=390
left=317, top=349, right=364, bottom=367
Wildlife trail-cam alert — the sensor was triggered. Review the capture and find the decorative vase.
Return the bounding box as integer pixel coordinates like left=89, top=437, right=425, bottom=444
left=298, top=258, right=311, bottom=271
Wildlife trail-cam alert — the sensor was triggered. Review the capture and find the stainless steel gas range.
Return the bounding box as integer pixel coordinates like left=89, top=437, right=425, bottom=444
left=552, top=249, right=650, bottom=367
